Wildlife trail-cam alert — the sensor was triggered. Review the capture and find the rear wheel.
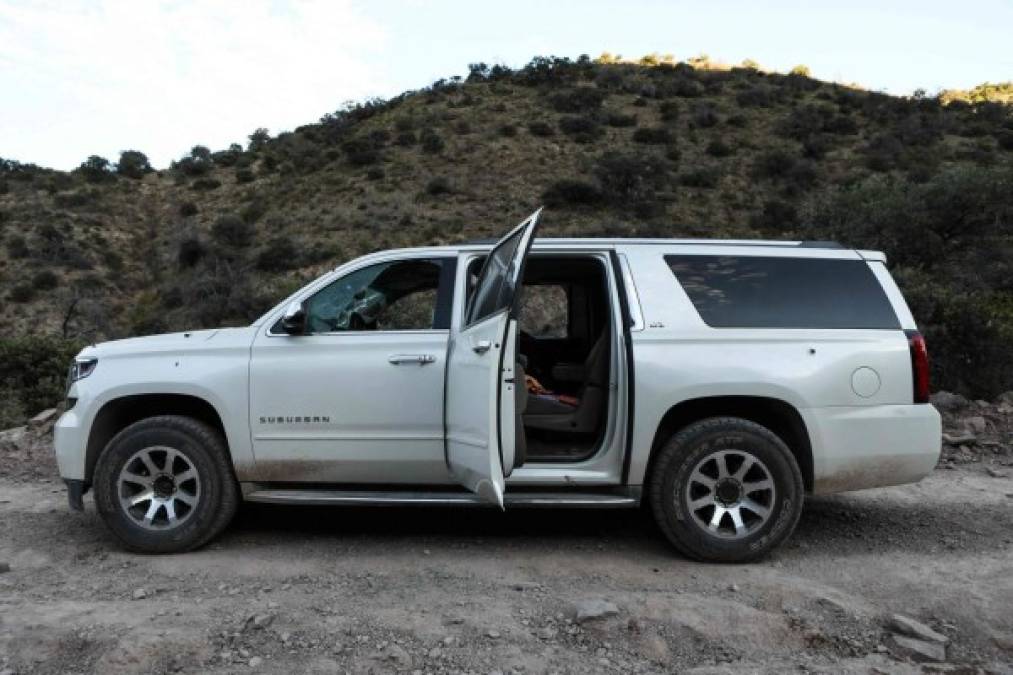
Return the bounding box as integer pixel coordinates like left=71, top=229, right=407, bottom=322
left=649, top=417, right=803, bottom=562
left=93, top=415, right=238, bottom=553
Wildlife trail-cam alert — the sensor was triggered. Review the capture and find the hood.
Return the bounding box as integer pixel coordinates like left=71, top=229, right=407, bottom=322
left=79, top=327, right=256, bottom=359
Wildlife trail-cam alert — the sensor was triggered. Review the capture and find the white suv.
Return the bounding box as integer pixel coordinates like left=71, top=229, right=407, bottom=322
left=54, top=209, right=941, bottom=561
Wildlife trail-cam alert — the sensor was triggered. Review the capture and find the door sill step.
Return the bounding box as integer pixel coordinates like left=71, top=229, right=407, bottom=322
left=243, top=488, right=639, bottom=508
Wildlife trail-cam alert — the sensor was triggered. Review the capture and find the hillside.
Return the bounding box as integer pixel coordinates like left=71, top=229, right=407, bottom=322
left=1, top=56, right=1012, bottom=423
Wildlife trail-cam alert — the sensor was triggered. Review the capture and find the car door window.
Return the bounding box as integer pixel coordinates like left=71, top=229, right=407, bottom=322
left=520, top=284, right=569, bottom=338
left=303, top=259, right=444, bottom=333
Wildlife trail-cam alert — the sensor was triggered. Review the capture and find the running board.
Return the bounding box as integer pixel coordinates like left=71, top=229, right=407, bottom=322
left=243, top=488, right=640, bottom=509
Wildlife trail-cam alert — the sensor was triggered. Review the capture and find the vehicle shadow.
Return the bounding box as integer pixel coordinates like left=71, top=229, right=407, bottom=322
left=226, top=491, right=1012, bottom=559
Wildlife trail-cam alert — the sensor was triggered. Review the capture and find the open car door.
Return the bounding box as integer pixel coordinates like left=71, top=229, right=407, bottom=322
left=445, top=208, right=542, bottom=507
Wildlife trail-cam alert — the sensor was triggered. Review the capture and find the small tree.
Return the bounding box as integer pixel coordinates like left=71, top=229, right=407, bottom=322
left=116, top=150, right=152, bottom=179
left=76, top=155, right=114, bottom=183
left=790, top=64, right=812, bottom=77
left=248, top=128, right=271, bottom=151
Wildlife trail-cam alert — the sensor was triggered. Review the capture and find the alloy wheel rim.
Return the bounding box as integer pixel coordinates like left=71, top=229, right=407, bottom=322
left=117, top=446, right=201, bottom=530
left=684, top=449, right=775, bottom=540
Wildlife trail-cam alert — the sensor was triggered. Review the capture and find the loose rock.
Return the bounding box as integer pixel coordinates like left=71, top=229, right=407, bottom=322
left=889, top=634, right=946, bottom=663
left=887, top=614, right=949, bottom=645
left=573, top=599, right=620, bottom=623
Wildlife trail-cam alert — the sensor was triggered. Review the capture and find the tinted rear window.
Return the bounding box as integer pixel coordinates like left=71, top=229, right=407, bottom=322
left=665, top=255, right=900, bottom=329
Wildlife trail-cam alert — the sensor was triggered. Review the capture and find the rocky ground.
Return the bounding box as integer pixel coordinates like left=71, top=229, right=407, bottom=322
left=0, top=398, right=1012, bottom=674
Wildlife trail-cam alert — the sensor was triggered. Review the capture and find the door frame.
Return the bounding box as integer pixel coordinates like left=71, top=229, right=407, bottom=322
left=450, top=246, right=632, bottom=486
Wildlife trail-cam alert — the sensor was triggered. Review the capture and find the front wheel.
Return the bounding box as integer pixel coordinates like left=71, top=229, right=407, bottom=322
left=93, top=415, right=238, bottom=553
left=649, top=417, right=804, bottom=563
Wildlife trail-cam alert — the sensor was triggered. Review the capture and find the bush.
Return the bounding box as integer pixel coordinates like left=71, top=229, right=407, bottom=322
left=191, top=177, right=221, bottom=191
left=341, top=137, right=380, bottom=166
left=548, top=87, right=605, bottom=113
left=426, top=176, right=453, bottom=195
left=236, top=169, right=255, bottom=184
left=541, top=179, right=604, bottom=207
left=498, top=124, right=518, bottom=137
left=6, top=234, right=29, bottom=258
left=31, top=270, right=59, bottom=291
left=558, top=116, right=602, bottom=143
left=605, top=112, right=637, bottom=127
left=632, top=127, right=672, bottom=144
left=116, top=150, right=152, bottom=179
left=76, top=155, right=114, bottom=183
left=211, top=214, right=255, bottom=248
left=256, top=237, right=300, bottom=272
left=659, top=100, right=680, bottom=122
left=706, top=139, right=734, bottom=157
left=751, top=148, right=797, bottom=179
left=420, top=129, right=445, bottom=154
left=395, top=131, right=417, bottom=146
left=998, top=130, right=1013, bottom=151
left=527, top=121, right=555, bottom=137
left=177, top=238, right=206, bottom=268
left=179, top=201, right=199, bottom=217
left=749, top=199, right=798, bottom=231
left=9, top=283, right=34, bottom=302
left=366, top=167, right=385, bottom=181
left=736, top=86, right=775, bottom=107
left=690, top=103, right=720, bottom=128
left=679, top=166, right=722, bottom=188
left=0, top=335, right=83, bottom=427
left=593, top=151, right=670, bottom=204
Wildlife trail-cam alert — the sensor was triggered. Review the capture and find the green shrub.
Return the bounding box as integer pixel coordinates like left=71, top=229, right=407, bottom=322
left=527, top=121, right=555, bottom=137
left=6, top=234, right=29, bottom=258
left=341, top=137, right=380, bottom=166
left=605, top=112, right=637, bottom=127
left=211, top=214, right=255, bottom=248
left=420, top=129, right=445, bottom=154
left=31, top=270, right=59, bottom=290
left=0, top=335, right=83, bottom=427
left=179, top=201, right=199, bottom=217
left=177, top=238, right=206, bottom=268
left=690, top=103, right=720, bottom=128
left=396, top=131, right=417, bottom=146
left=9, top=283, right=35, bottom=302
left=751, top=148, right=797, bottom=179
left=426, top=177, right=453, bottom=195
left=499, top=124, right=518, bottom=137
left=116, top=150, right=152, bottom=179
left=256, top=237, right=300, bottom=272
left=75, top=155, right=115, bottom=183
left=679, top=166, right=722, bottom=188
left=659, top=100, right=680, bottom=121
left=236, top=168, right=255, bottom=184
left=548, top=87, right=605, bottom=113
left=541, top=179, right=604, bottom=207
left=632, top=127, right=672, bottom=144
left=366, top=167, right=385, bottom=181
left=191, top=177, right=222, bottom=191
left=593, top=151, right=670, bottom=204
left=706, top=139, right=734, bottom=157
left=558, top=116, right=602, bottom=143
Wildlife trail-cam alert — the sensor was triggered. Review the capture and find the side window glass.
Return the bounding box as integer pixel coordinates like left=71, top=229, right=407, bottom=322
left=466, top=229, right=524, bottom=326
left=520, top=285, right=568, bottom=338
left=304, top=259, right=443, bottom=333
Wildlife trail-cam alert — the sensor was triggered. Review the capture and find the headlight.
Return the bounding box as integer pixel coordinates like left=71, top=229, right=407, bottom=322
left=67, top=358, right=98, bottom=386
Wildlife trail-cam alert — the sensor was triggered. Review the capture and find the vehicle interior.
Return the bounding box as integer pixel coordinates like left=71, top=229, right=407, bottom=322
left=468, top=255, right=614, bottom=464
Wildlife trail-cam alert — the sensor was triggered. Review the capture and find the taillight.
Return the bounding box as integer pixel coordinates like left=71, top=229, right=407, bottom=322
left=905, top=330, right=930, bottom=404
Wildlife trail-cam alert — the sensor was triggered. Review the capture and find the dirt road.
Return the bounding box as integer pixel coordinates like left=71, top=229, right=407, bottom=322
left=1, top=464, right=1012, bottom=674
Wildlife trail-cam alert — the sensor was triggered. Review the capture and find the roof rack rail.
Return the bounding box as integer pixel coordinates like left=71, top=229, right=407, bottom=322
left=797, top=241, right=844, bottom=249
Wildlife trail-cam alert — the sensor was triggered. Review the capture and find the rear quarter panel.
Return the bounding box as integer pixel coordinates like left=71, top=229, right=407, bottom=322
left=620, top=244, right=939, bottom=492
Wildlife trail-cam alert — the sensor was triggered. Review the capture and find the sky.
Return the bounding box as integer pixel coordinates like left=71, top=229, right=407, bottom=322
left=2, top=0, right=1011, bottom=171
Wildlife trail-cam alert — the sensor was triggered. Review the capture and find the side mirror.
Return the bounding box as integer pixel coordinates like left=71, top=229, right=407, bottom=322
left=280, top=301, right=307, bottom=335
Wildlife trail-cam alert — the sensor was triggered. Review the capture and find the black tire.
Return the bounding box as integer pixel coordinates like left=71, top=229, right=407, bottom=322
left=93, top=415, right=239, bottom=553
left=648, top=417, right=804, bottom=563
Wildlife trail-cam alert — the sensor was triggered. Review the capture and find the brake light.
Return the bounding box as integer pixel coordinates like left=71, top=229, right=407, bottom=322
left=905, top=330, right=930, bottom=404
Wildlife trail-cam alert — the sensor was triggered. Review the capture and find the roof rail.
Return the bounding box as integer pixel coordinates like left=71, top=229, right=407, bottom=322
left=797, top=240, right=844, bottom=249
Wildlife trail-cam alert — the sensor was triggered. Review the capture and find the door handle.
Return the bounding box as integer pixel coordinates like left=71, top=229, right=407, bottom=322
left=388, top=354, right=436, bottom=365
left=472, top=340, right=491, bottom=354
